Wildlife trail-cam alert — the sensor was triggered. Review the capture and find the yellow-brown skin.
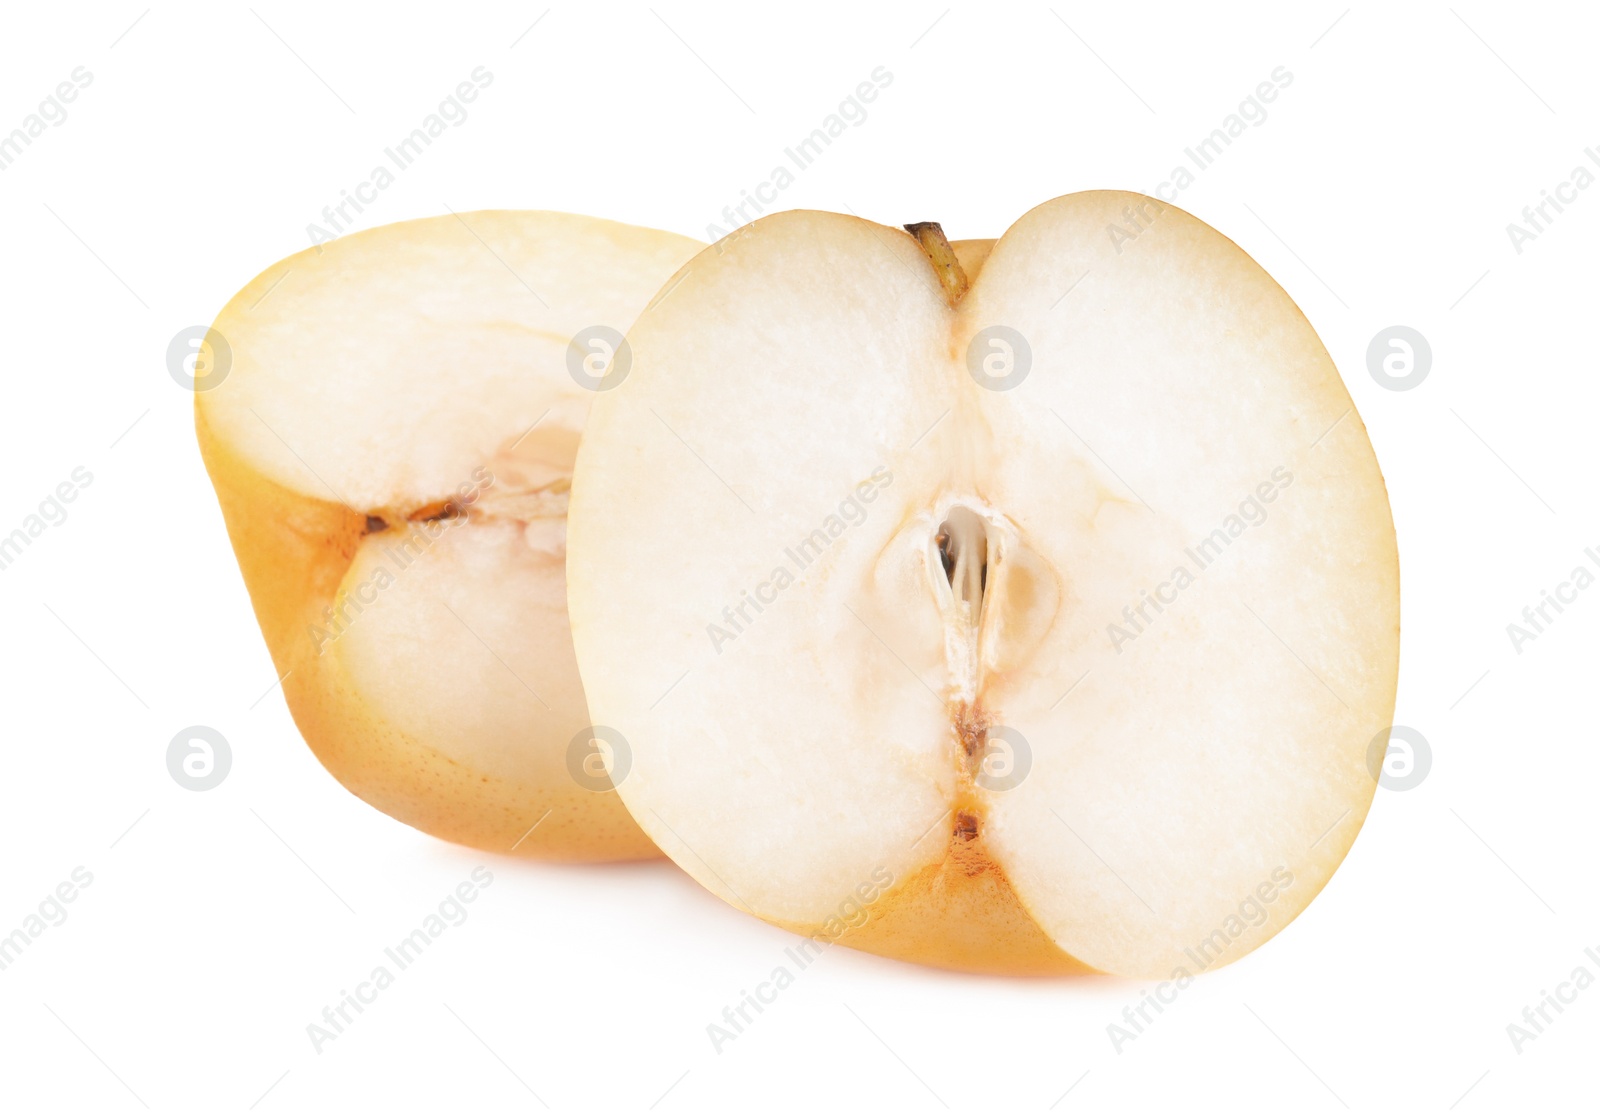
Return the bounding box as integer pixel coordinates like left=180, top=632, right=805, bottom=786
left=770, top=235, right=1091, bottom=974
left=782, top=832, right=1092, bottom=976
left=197, top=387, right=656, bottom=862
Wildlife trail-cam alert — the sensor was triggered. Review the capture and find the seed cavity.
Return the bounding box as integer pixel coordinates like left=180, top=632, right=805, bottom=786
left=936, top=506, right=989, bottom=615
left=408, top=500, right=459, bottom=523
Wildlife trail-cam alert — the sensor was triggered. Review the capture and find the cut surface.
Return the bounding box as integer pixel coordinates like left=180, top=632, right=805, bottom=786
left=567, top=194, right=1398, bottom=972
left=198, top=211, right=702, bottom=858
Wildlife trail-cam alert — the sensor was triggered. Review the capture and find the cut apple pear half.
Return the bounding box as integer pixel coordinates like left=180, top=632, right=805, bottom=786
left=567, top=192, right=1399, bottom=975
left=197, top=211, right=701, bottom=859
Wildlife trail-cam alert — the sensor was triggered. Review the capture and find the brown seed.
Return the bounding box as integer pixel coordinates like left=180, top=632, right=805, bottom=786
left=954, top=811, right=980, bottom=842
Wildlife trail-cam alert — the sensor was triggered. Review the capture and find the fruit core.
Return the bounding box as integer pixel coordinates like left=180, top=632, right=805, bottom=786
left=357, top=420, right=582, bottom=561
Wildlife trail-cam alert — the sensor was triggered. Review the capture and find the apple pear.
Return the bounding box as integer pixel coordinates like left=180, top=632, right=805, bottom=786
left=566, top=192, right=1399, bottom=974
left=197, top=211, right=701, bottom=859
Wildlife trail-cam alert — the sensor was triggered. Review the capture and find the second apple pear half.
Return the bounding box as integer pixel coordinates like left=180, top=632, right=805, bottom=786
left=566, top=191, right=1399, bottom=978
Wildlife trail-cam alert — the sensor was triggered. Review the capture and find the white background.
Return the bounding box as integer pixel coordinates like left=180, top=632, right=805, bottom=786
left=0, top=2, right=1594, bottom=1114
